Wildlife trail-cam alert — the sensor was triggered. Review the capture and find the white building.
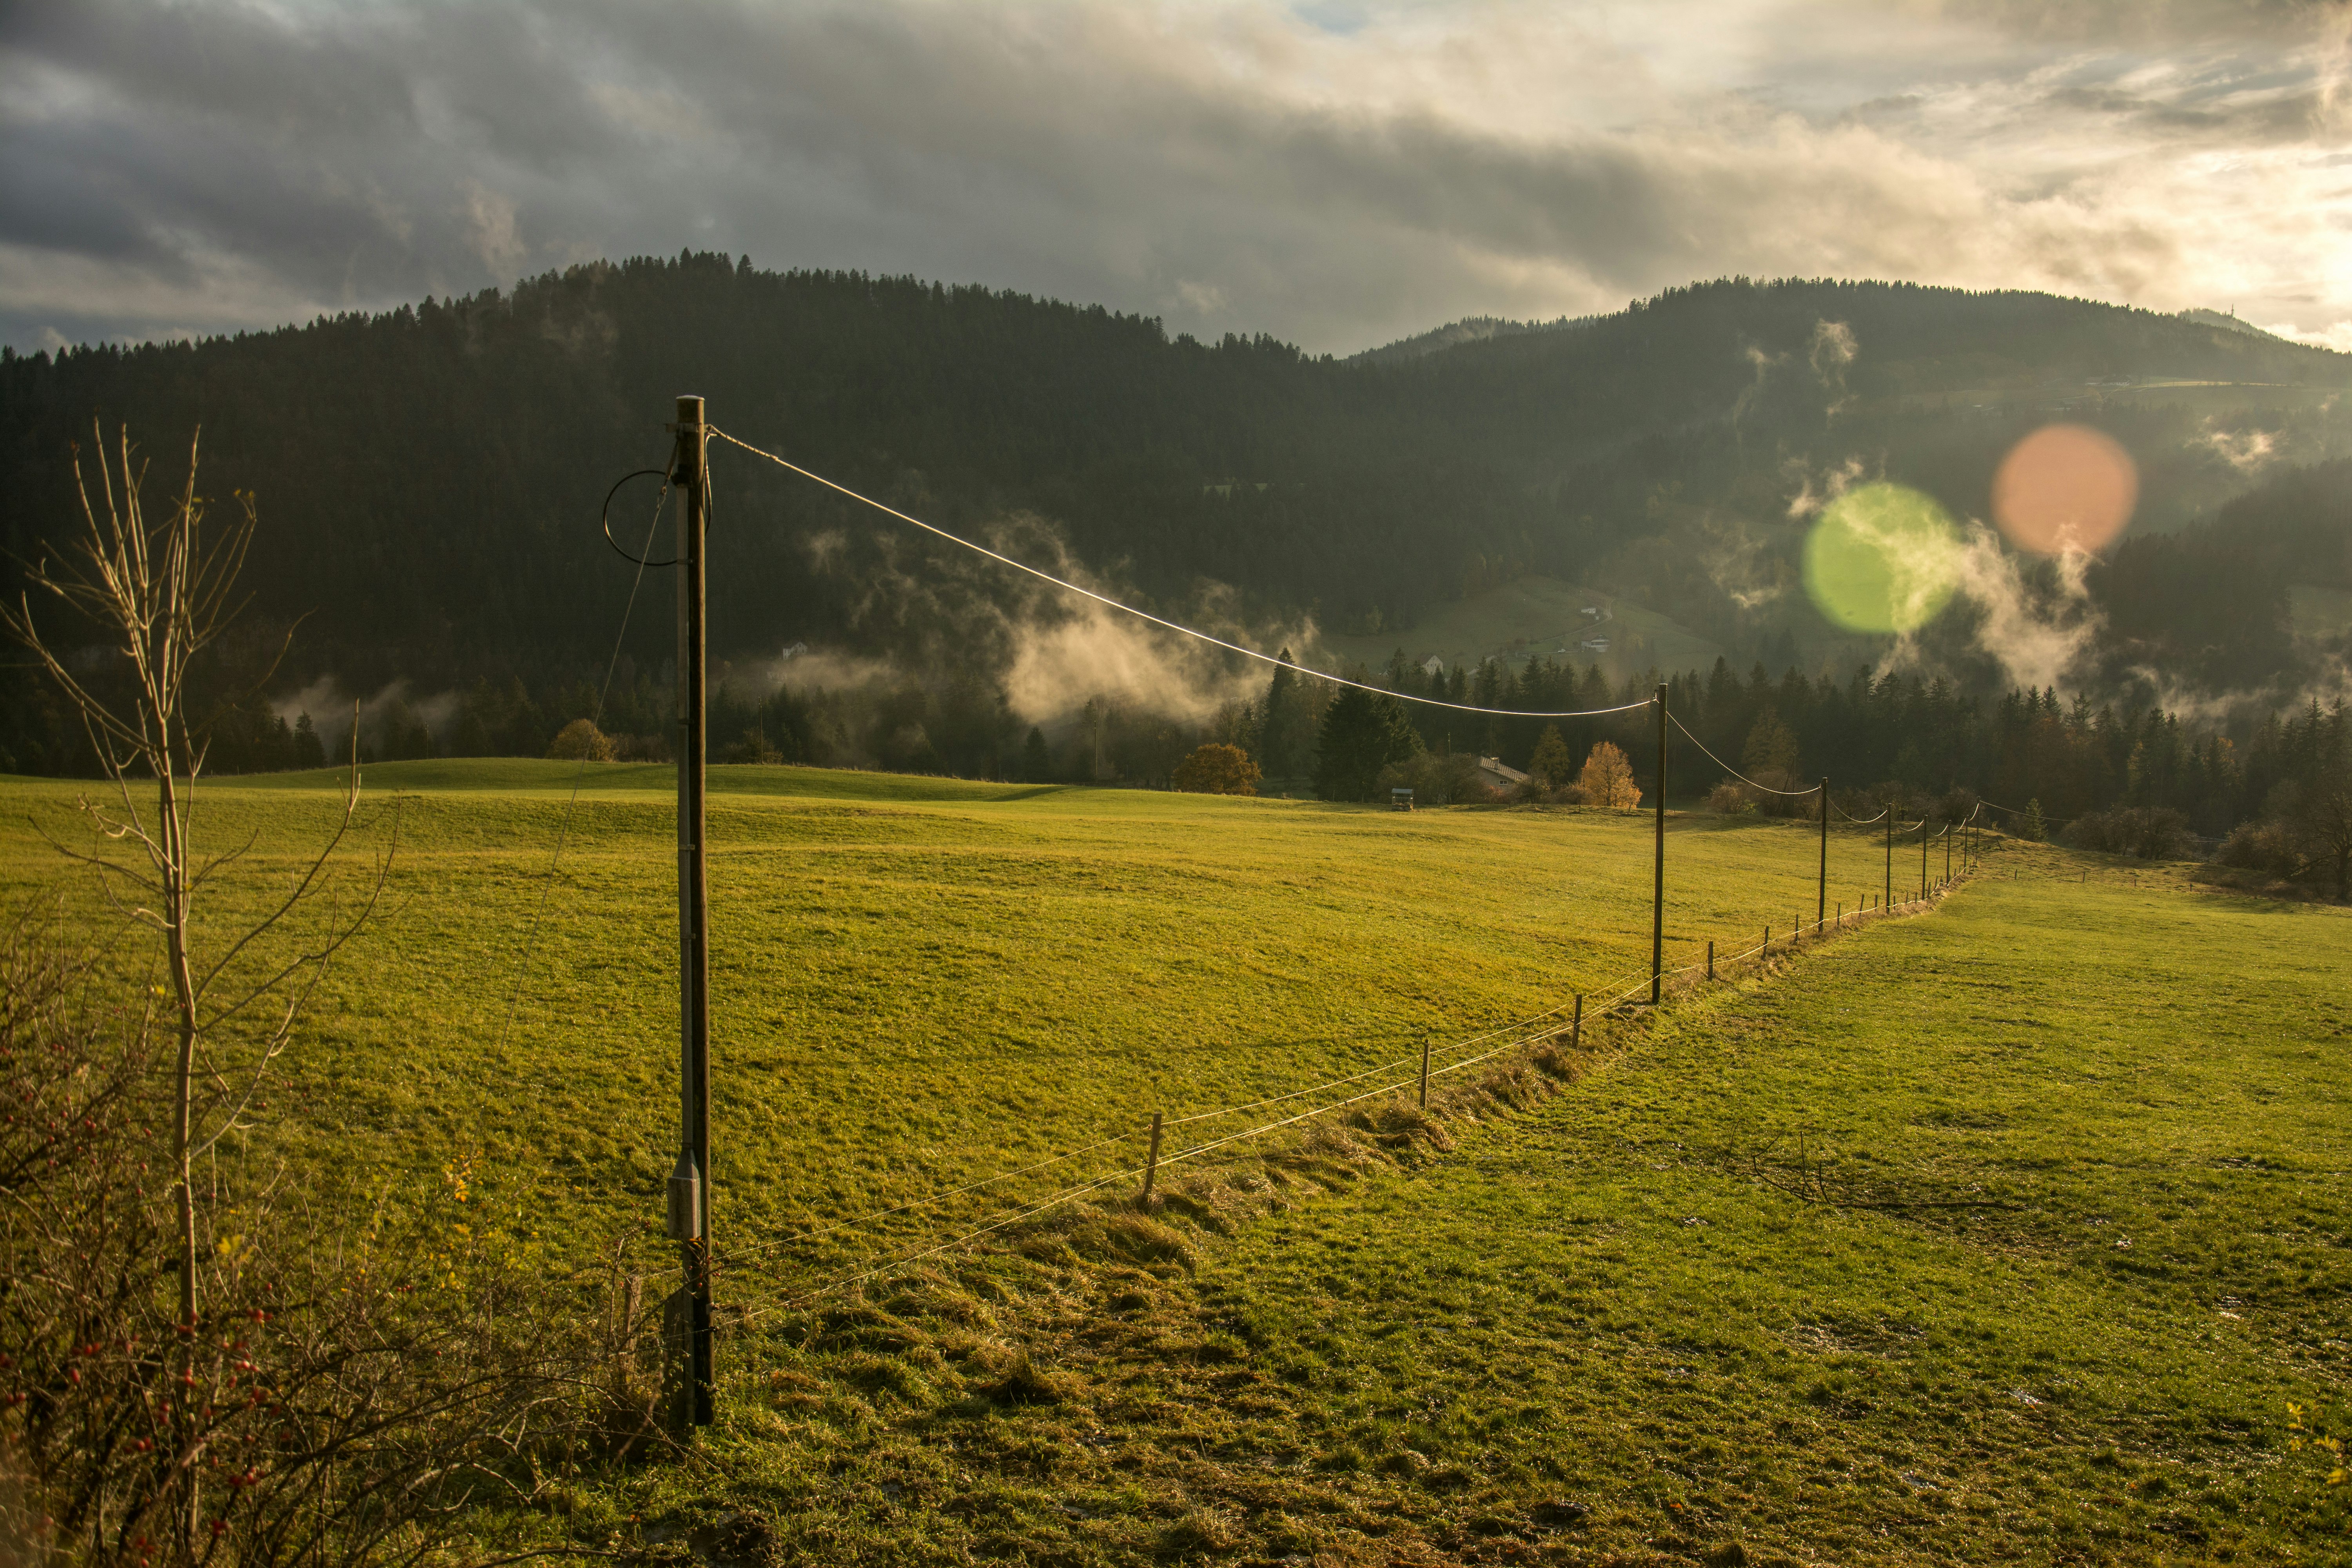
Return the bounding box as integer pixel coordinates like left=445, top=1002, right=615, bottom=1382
left=1477, top=755, right=1530, bottom=793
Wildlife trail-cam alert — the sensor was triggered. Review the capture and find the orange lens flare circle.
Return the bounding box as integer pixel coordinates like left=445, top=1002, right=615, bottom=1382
left=1992, top=424, right=2137, bottom=555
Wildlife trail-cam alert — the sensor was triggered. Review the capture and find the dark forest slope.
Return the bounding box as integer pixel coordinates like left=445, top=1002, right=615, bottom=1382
left=3, top=259, right=2348, bottom=748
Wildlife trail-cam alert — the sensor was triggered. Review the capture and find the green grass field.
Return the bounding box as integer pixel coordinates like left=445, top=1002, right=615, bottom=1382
left=5, top=761, right=2340, bottom=1564
left=633, top=851, right=2349, bottom=1568
left=0, top=760, right=1907, bottom=1280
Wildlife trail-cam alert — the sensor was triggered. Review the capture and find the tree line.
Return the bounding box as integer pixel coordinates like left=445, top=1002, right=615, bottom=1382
left=7, top=258, right=2347, bottom=781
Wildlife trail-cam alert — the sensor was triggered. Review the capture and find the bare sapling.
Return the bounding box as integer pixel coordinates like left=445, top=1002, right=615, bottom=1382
left=4, top=424, right=394, bottom=1553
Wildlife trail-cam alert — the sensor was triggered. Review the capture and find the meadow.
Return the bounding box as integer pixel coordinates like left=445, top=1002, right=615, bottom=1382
left=630, top=847, right=2350, bottom=1568
left=6, top=762, right=2333, bottom=1565
left=0, top=760, right=1912, bottom=1284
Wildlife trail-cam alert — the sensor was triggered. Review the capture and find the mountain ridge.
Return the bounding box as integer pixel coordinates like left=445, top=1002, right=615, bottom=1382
left=2, top=261, right=2347, bottom=769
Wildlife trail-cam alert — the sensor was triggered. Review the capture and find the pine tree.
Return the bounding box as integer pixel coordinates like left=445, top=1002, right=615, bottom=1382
left=1741, top=706, right=1800, bottom=780
left=1021, top=725, right=1052, bottom=783
left=2023, top=799, right=2047, bottom=841
left=1528, top=724, right=1574, bottom=789
left=1256, top=650, right=1316, bottom=782
left=1312, top=687, right=1422, bottom=802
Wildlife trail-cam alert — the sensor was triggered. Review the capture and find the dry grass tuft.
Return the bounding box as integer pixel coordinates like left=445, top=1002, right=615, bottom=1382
left=975, top=1347, right=1085, bottom=1406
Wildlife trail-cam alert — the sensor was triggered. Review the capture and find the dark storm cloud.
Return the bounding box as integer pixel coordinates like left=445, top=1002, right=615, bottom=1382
left=2, top=0, right=2347, bottom=355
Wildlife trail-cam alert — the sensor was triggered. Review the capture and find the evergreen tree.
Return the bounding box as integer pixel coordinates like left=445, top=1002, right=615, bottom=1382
left=1741, top=706, right=1801, bottom=780
left=1256, top=650, right=1317, bottom=782
left=1021, top=725, right=1052, bottom=782
left=292, top=712, right=325, bottom=770
left=1528, top=724, right=1575, bottom=789
left=2023, top=799, right=2047, bottom=841
left=1312, top=687, right=1422, bottom=802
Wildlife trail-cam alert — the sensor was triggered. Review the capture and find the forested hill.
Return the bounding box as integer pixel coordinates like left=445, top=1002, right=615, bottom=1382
left=2, top=255, right=2349, bottom=736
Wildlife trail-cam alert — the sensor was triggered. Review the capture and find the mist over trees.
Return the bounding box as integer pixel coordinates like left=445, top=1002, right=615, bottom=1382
left=2, top=254, right=2348, bottom=853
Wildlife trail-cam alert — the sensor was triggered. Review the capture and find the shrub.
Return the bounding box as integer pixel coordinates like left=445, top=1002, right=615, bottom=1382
left=1172, top=742, right=1261, bottom=796
left=1706, top=781, right=1755, bottom=815
left=546, top=717, right=615, bottom=762
left=1744, top=767, right=1812, bottom=818
left=0, top=917, right=606, bottom=1567
left=722, top=728, right=782, bottom=764
left=1377, top=752, right=1493, bottom=807
left=1931, top=787, right=1982, bottom=826
left=2065, top=805, right=2194, bottom=860
left=2218, top=819, right=2304, bottom=877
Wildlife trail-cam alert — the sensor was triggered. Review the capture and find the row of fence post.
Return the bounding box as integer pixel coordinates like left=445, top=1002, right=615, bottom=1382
left=1130, top=838, right=1980, bottom=1201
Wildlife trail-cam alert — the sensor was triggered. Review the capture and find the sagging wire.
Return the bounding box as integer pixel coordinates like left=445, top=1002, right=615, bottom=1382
left=704, top=428, right=1655, bottom=722
left=1668, top=712, right=1820, bottom=797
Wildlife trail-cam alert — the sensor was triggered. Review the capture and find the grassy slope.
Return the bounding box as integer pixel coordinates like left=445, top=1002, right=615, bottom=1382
left=0, top=760, right=1896, bottom=1279
left=12, top=763, right=2332, bottom=1563
left=706, top=856, right=2347, bottom=1566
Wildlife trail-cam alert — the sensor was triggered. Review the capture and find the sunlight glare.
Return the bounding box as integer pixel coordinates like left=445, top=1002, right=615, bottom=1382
left=1991, top=424, right=2137, bottom=555
left=1802, top=483, right=1963, bottom=634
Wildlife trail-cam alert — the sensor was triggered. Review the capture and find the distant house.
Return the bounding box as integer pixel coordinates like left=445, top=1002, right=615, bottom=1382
left=1580, top=635, right=1611, bottom=654
left=1580, top=605, right=1602, bottom=619
left=1477, top=755, right=1529, bottom=793
left=1420, top=655, right=1445, bottom=677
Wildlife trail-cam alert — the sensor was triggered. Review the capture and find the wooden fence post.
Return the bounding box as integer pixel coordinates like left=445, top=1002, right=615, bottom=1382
left=1570, top=994, right=1584, bottom=1051
left=1706, top=940, right=1714, bottom=981
left=1140, top=1110, right=1164, bottom=1203
left=1419, top=1037, right=1432, bottom=1109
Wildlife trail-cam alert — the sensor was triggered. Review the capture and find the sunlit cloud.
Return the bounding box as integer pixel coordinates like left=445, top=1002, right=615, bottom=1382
left=1, top=0, right=2347, bottom=353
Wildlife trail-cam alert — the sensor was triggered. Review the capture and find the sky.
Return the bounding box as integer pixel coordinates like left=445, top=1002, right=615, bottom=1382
left=3, top=0, right=2348, bottom=358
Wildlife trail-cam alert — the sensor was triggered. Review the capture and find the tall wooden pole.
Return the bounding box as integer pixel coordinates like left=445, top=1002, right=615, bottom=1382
left=1884, top=801, right=1893, bottom=907
left=1650, top=684, right=1666, bottom=1004
left=1817, top=777, right=1829, bottom=930
left=665, top=394, right=715, bottom=1428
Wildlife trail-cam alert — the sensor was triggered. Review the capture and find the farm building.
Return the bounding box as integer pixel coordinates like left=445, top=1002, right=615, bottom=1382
left=1477, top=756, right=1530, bottom=793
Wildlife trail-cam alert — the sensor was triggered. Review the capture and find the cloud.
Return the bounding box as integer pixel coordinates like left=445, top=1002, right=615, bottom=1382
left=269, top=676, right=456, bottom=757
left=2, top=0, right=2349, bottom=353
left=1942, top=525, right=2102, bottom=693
left=2200, top=420, right=2281, bottom=472
left=1785, top=455, right=1866, bottom=520
left=781, top=500, right=1319, bottom=726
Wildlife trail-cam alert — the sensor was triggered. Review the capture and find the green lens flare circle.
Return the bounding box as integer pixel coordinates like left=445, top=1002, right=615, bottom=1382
left=1803, top=483, right=1963, bottom=633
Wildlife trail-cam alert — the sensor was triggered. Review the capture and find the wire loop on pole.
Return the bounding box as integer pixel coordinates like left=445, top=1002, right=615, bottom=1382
left=601, top=469, right=681, bottom=567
